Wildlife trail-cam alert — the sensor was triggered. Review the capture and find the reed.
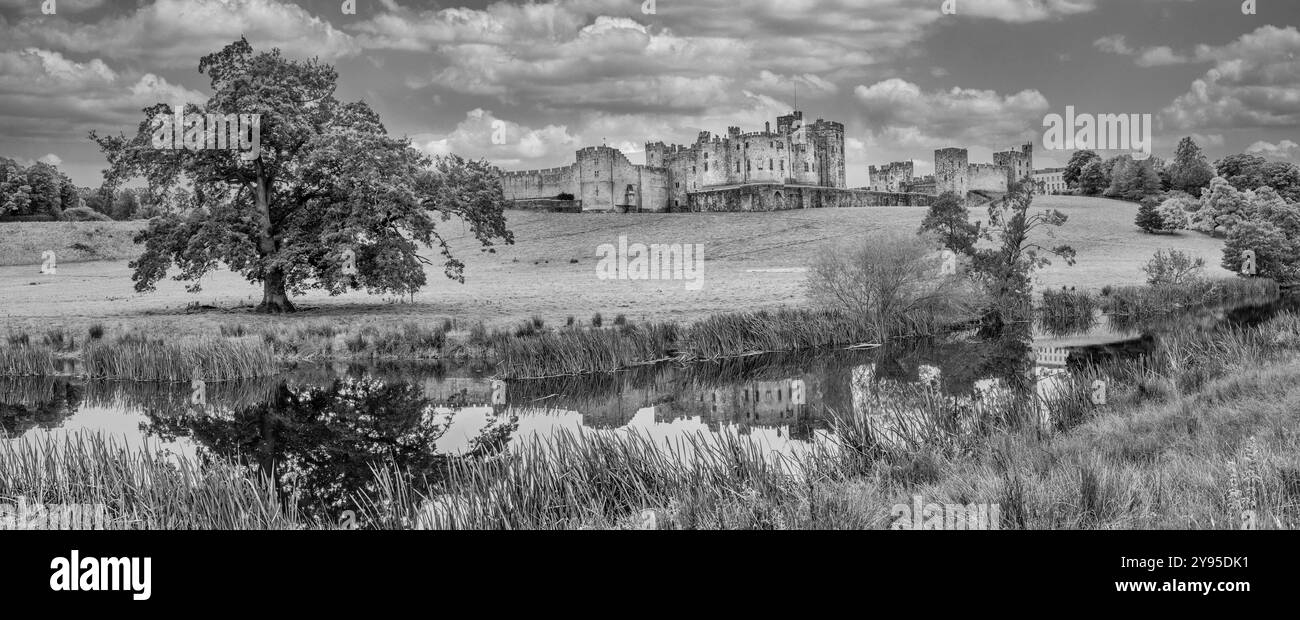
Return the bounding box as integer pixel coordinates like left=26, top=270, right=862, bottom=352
left=0, top=432, right=302, bottom=530
left=83, top=337, right=278, bottom=381
left=0, top=344, right=57, bottom=377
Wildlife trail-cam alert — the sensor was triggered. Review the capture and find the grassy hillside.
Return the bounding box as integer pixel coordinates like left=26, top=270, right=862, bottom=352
left=0, top=221, right=145, bottom=267
left=0, top=196, right=1237, bottom=337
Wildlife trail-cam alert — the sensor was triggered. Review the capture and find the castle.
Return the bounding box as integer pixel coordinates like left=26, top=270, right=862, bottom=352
left=870, top=143, right=1040, bottom=197
left=500, top=111, right=933, bottom=213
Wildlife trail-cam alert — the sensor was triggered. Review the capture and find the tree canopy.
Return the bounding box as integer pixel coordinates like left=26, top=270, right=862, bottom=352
left=91, top=38, right=513, bottom=312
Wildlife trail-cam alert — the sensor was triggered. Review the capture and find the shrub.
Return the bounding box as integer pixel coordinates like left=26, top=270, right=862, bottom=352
left=60, top=206, right=113, bottom=222
left=591, top=313, right=603, bottom=328
left=805, top=232, right=981, bottom=340
left=1144, top=249, right=1206, bottom=286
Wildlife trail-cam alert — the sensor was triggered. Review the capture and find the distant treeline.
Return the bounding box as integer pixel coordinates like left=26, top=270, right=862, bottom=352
left=0, top=156, right=178, bottom=222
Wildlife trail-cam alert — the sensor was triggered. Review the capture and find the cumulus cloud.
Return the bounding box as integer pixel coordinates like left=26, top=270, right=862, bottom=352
left=0, top=48, right=205, bottom=139
left=1094, top=34, right=1188, bottom=66
left=413, top=109, right=582, bottom=169
left=1247, top=139, right=1300, bottom=159
left=0, top=0, right=105, bottom=14
left=1163, top=26, right=1300, bottom=131
left=0, top=0, right=358, bottom=68
left=853, top=78, right=1050, bottom=148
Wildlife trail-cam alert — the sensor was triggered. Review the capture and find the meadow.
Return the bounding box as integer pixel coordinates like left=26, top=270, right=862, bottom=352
left=0, top=196, right=1237, bottom=340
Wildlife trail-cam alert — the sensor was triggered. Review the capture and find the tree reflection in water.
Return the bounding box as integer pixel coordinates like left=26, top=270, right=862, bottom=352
left=141, top=377, right=515, bottom=525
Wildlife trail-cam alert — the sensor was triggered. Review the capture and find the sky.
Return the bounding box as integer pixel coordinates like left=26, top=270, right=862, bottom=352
left=0, top=0, right=1297, bottom=188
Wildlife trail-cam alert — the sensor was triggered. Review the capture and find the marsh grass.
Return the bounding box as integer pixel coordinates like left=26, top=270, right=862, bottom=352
left=83, top=337, right=277, bottom=381
left=0, top=432, right=303, bottom=530
left=0, top=345, right=57, bottom=377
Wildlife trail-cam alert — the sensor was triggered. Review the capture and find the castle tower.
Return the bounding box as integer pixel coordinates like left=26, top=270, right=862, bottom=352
left=935, top=147, right=969, bottom=196
left=777, top=111, right=804, bottom=135
left=806, top=119, right=846, bottom=189
left=577, top=146, right=618, bottom=212
left=993, top=142, right=1034, bottom=188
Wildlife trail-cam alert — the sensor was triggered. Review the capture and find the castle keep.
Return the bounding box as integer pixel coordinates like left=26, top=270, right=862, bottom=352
left=501, top=111, right=933, bottom=213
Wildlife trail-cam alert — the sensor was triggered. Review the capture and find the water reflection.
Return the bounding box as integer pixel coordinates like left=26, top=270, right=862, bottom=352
left=3, top=293, right=1293, bottom=521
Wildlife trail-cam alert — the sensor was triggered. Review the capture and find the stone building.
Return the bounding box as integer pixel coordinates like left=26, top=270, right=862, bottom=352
left=868, top=160, right=914, bottom=192
left=501, top=111, right=874, bottom=212
left=1033, top=167, right=1067, bottom=194
left=993, top=143, right=1035, bottom=187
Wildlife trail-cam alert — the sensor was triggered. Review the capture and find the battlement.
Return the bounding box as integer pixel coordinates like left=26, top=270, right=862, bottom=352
left=502, top=165, right=575, bottom=177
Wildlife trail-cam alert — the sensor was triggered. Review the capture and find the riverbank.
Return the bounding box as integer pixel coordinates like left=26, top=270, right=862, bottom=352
left=4, top=309, right=1298, bottom=529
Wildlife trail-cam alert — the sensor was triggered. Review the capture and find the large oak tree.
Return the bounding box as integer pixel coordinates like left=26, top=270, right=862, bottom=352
left=91, top=38, right=512, bottom=312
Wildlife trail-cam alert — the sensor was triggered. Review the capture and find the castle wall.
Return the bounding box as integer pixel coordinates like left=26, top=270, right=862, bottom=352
left=688, top=184, right=933, bottom=212
left=738, top=132, right=787, bottom=185
left=968, top=163, right=1009, bottom=193
left=501, top=165, right=578, bottom=201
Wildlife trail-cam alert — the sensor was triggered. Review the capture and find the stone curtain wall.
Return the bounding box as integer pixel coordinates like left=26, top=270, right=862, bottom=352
left=687, top=185, right=933, bottom=212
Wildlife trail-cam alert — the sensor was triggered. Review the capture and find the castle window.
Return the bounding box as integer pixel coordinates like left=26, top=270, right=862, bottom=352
left=780, top=160, right=784, bottom=171
left=693, top=166, right=697, bottom=174
left=736, top=162, right=741, bottom=172
left=804, top=163, right=809, bottom=172
left=675, top=182, right=680, bottom=189
left=595, top=171, right=599, bottom=177
left=769, top=159, right=773, bottom=169
left=747, top=161, right=751, bottom=171
left=769, top=142, right=774, bottom=148
left=704, top=163, right=709, bottom=172
left=745, top=142, right=749, bottom=149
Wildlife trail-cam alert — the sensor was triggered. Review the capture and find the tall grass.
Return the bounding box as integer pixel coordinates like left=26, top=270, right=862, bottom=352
left=0, top=433, right=303, bottom=529
left=0, top=345, right=57, bottom=377
left=83, top=337, right=278, bottom=381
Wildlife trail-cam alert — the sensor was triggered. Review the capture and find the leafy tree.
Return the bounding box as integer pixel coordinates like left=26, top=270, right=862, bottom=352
left=91, top=38, right=513, bottom=312
left=1078, top=158, right=1109, bottom=195
left=58, top=176, right=83, bottom=213
left=971, top=184, right=1076, bottom=327
left=23, top=162, right=63, bottom=218
left=0, top=158, right=33, bottom=215
left=1157, top=201, right=1188, bottom=231
left=1135, top=197, right=1165, bottom=233
left=1167, top=137, right=1215, bottom=195
left=1223, top=218, right=1298, bottom=283
left=111, top=188, right=140, bottom=220
left=1192, top=177, right=1251, bottom=236
left=1063, top=150, right=1100, bottom=189
left=1104, top=156, right=1136, bottom=198
left=917, top=190, right=979, bottom=255
left=1215, top=153, right=1267, bottom=189
left=1257, top=161, right=1300, bottom=204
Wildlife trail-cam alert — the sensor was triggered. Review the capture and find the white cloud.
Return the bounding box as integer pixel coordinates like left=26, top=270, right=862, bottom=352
left=0, top=48, right=205, bottom=139
left=413, top=109, right=581, bottom=168
left=1246, top=139, right=1300, bottom=159
left=1094, top=35, right=1188, bottom=66
left=1163, top=26, right=1300, bottom=131
left=853, top=78, right=1050, bottom=148
left=1, top=0, right=358, bottom=68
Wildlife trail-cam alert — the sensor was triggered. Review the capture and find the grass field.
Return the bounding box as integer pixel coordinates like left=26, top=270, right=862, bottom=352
left=0, top=196, right=1237, bottom=337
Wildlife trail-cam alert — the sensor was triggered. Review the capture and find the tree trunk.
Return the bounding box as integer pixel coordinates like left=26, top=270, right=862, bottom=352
left=257, top=266, right=296, bottom=313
